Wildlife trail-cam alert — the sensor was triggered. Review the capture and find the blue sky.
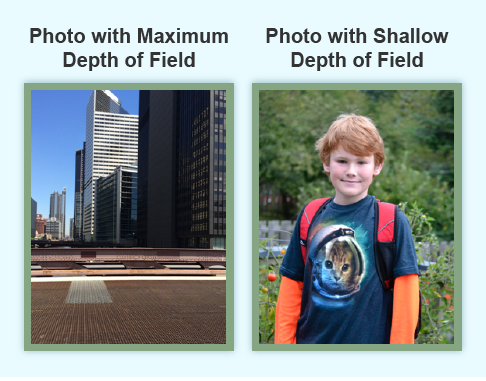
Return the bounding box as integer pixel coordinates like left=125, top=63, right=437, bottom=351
left=31, top=90, right=139, bottom=236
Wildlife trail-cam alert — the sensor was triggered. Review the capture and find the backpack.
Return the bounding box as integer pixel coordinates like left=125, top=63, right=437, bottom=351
left=298, top=197, right=422, bottom=340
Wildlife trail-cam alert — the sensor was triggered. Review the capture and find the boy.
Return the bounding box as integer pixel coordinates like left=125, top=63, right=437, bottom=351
left=275, top=114, right=420, bottom=344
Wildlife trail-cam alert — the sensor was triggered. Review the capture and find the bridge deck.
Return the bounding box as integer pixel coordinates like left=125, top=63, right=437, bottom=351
left=31, top=248, right=226, bottom=272
left=31, top=278, right=226, bottom=344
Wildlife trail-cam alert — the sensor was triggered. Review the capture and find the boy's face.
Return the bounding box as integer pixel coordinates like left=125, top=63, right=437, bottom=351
left=323, top=145, right=383, bottom=205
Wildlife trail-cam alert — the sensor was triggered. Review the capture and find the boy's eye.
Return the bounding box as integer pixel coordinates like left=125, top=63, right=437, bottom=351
left=337, top=160, right=346, bottom=164
left=325, top=260, right=333, bottom=269
left=342, top=264, right=349, bottom=271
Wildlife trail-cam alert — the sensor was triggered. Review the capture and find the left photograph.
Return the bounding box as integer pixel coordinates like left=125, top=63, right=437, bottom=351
left=26, top=85, right=233, bottom=349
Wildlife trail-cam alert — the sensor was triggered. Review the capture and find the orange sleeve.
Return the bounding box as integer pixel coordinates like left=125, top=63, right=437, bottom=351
left=275, top=276, right=303, bottom=344
left=390, top=274, right=419, bottom=344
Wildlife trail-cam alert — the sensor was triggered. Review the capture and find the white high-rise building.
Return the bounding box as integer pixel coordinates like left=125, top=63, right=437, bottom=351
left=83, top=90, right=139, bottom=240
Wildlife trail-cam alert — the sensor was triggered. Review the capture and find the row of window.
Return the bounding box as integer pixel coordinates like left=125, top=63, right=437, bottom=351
left=94, top=112, right=137, bottom=119
left=94, top=131, right=138, bottom=136
left=213, top=211, right=226, bottom=219
left=94, top=159, right=137, bottom=165
left=190, top=223, right=208, bottom=232
left=193, top=211, right=208, bottom=221
left=93, top=138, right=138, bottom=144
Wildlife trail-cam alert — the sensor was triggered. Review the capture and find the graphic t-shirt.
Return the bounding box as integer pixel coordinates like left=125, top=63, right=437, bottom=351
left=279, top=195, right=419, bottom=344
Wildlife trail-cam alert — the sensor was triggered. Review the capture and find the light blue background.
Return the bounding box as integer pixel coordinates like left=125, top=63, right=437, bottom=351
left=1, top=0, right=483, bottom=377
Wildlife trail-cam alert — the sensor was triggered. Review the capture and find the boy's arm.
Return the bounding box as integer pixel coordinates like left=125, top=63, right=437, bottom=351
left=275, top=276, right=303, bottom=344
left=390, top=273, right=419, bottom=344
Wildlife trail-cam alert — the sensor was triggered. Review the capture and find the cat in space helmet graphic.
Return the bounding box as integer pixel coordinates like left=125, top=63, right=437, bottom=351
left=310, top=224, right=365, bottom=299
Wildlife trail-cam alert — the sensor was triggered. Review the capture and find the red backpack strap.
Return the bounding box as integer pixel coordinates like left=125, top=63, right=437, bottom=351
left=377, top=201, right=397, bottom=243
left=300, top=198, right=331, bottom=263
left=374, top=200, right=399, bottom=290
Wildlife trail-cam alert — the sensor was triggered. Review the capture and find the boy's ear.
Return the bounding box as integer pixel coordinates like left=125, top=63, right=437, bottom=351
left=323, top=162, right=330, bottom=174
left=373, top=162, right=383, bottom=176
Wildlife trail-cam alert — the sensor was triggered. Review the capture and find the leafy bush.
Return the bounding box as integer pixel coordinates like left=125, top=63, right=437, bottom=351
left=259, top=238, right=284, bottom=344
left=402, top=201, right=454, bottom=344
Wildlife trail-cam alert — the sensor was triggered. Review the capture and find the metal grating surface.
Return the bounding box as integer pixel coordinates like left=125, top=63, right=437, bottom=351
left=65, top=280, right=113, bottom=304
left=31, top=280, right=226, bottom=344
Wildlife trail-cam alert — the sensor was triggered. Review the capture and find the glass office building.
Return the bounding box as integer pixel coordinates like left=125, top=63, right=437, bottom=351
left=49, top=188, right=66, bottom=239
left=31, top=197, right=37, bottom=238
left=138, top=90, right=226, bottom=249
left=95, top=164, right=137, bottom=243
left=69, top=218, right=74, bottom=239
left=176, top=90, right=226, bottom=248
left=74, top=143, right=85, bottom=240
left=83, top=90, right=138, bottom=240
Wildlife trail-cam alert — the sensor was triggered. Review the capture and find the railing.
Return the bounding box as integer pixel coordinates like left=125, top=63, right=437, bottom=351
left=31, top=248, right=226, bottom=276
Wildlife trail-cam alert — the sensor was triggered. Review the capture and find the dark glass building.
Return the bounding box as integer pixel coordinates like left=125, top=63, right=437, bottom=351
left=138, top=90, right=226, bottom=249
left=94, top=164, right=137, bottom=243
left=69, top=218, right=74, bottom=239
left=31, top=197, right=37, bottom=238
left=74, top=143, right=85, bottom=240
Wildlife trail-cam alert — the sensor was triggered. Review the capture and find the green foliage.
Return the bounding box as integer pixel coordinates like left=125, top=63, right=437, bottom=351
left=401, top=202, right=454, bottom=344
left=259, top=90, right=455, bottom=240
left=414, top=90, right=454, bottom=184
left=259, top=237, right=284, bottom=344
left=258, top=203, right=454, bottom=344
left=417, top=248, right=454, bottom=344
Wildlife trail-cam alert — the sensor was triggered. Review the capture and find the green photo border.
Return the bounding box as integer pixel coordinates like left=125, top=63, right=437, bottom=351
left=25, top=83, right=234, bottom=351
left=252, top=83, right=462, bottom=351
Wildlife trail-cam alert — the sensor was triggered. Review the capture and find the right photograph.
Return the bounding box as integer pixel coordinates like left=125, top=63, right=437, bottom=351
left=253, top=84, right=461, bottom=350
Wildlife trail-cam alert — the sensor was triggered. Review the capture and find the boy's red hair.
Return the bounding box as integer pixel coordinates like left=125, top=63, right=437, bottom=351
left=315, top=114, right=385, bottom=172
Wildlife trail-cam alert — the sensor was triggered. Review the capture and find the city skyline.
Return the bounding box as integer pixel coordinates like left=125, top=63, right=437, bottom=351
left=31, top=90, right=139, bottom=236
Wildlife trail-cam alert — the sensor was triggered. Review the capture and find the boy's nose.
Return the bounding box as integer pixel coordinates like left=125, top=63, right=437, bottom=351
left=346, top=165, right=357, bottom=176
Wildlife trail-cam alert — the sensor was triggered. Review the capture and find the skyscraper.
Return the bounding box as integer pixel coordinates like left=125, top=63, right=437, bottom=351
left=69, top=218, right=74, bottom=239
left=49, top=188, right=66, bottom=238
left=137, top=90, right=226, bottom=249
left=95, top=163, right=138, bottom=243
left=83, top=90, right=139, bottom=240
left=31, top=197, right=37, bottom=238
left=74, top=143, right=85, bottom=240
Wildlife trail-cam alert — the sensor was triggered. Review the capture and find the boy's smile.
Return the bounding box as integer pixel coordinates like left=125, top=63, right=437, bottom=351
left=323, top=145, right=383, bottom=205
